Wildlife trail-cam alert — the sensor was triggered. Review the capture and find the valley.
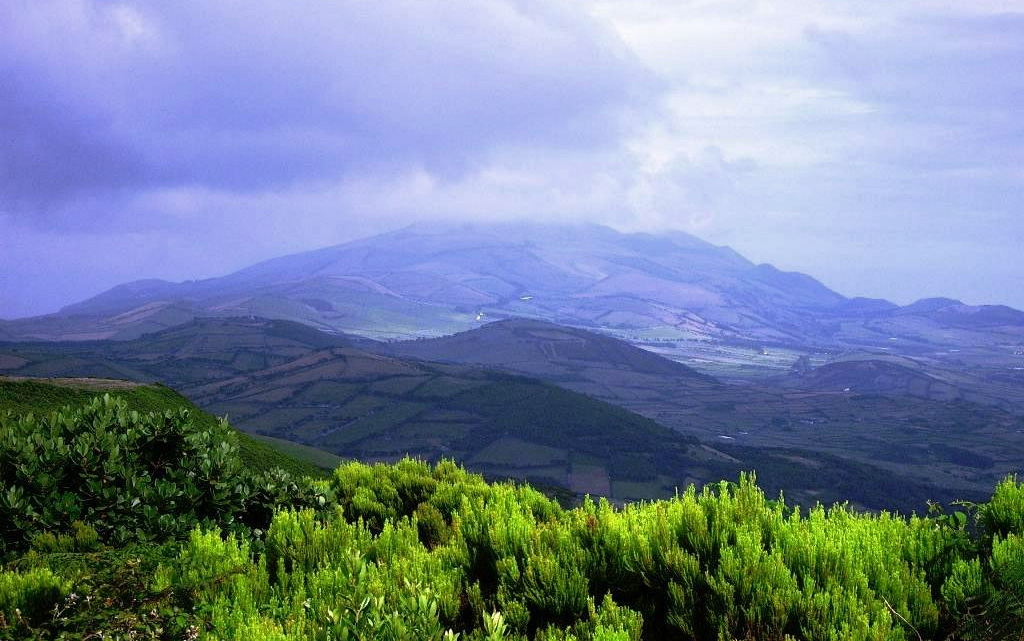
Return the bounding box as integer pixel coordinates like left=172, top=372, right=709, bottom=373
left=2, top=314, right=1017, bottom=512
left=2, top=222, right=1022, bottom=513
left=385, top=318, right=1024, bottom=501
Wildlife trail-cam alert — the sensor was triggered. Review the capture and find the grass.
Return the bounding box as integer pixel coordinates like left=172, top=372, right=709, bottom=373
left=249, top=434, right=344, bottom=470
left=471, top=437, right=567, bottom=466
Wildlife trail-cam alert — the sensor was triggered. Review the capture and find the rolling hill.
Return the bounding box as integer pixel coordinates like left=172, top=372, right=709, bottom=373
left=774, top=356, right=966, bottom=400
left=385, top=317, right=720, bottom=399
left=0, top=316, right=1005, bottom=510
left=182, top=345, right=725, bottom=500
left=0, top=317, right=356, bottom=387
left=0, top=320, right=729, bottom=501
left=378, top=320, right=1024, bottom=504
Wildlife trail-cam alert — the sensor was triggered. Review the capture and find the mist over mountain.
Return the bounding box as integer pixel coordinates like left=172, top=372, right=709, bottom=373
left=6, top=222, right=1022, bottom=352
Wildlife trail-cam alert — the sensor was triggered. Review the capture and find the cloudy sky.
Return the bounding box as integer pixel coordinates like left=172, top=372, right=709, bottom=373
left=2, top=0, right=1022, bottom=318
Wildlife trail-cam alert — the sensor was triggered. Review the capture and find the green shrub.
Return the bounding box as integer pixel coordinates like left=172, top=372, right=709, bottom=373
left=417, top=502, right=452, bottom=548
left=29, top=521, right=100, bottom=555
left=981, top=475, right=1024, bottom=539
left=2, top=396, right=1024, bottom=640
left=0, top=395, right=327, bottom=557
left=0, top=567, right=69, bottom=632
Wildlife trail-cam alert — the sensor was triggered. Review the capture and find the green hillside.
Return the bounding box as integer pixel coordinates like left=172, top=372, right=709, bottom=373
left=0, top=319, right=985, bottom=511
left=1, top=322, right=726, bottom=502
left=0, top=377, right=337, bottom=479
left=384, top=322, right=1024, bottom=506
left=187, top=347, right=714, bottom=502
left=1, top=397, right=1021, bottom=640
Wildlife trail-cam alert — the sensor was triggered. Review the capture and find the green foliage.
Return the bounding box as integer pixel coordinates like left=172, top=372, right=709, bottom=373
left=2, top=395, right=1024, bottom=640
left=981, top=475, right=1024, bottom=539
left=29, top=521, right=100, bottom=555
left=5, top=542, right=199, bottom=639
left=0, top=378, right=328, bottom=479
left=0, top=567, right=69, bottom=633
left=0, top=395, right=327, bottom=557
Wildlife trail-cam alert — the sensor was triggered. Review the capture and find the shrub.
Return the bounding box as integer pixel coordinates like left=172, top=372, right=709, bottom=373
left=0, top=395, right=327, bottom=557
left=0, top=567, right=69, bottom=632
left=980, top=476, right=1024, bottom=539
left=3, top=397, right=1024, bottom=640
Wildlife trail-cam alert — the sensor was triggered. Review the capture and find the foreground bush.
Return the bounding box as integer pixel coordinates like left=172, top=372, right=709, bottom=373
left=0, top=395, right=327, bottom=557
left=1, top=398, right=1023, bottom=639
left=0, top=567, right=69, bottom=632
left=125, top=469, right=1022, bottom=640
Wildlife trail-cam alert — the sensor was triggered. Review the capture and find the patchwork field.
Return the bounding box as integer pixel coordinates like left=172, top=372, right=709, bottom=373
left=2, top=317, right=1018, bottom=510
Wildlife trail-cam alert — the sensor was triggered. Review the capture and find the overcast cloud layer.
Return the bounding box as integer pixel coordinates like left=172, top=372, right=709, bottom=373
left=1, top=0, right=1022, bottom=318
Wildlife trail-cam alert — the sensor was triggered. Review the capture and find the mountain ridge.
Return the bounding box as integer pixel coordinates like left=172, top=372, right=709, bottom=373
left=4, top=222, right=1022, bottom=352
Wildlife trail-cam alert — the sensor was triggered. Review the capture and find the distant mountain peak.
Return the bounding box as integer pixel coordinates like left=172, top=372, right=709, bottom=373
left=8, top=220, right=1021, bottom=347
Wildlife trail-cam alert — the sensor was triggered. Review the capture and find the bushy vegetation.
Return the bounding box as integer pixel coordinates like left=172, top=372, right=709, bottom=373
left=0, top=395, right=327, bottom=557
left=1, top=397, right=1023, bottom=639
left=0, top=379, right=330, bottom=479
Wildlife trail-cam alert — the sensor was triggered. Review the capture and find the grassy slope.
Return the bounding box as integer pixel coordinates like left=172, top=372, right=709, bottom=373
left=248, top=433, right=343, bottom=471
left=0, top=377, right=333, bottom=478
left=187, top=349, right=714, bottom=502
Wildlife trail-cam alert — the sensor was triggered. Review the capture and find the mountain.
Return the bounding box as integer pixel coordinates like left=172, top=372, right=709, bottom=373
left=184, top=345, right=730, bottom=501
left=0, top=319, right=726, bottom=501
left=0, top=317, right=357, bottom=387
left=0, top=222, right=856, bottom=343
left=6, top=223, right=1023, bottom=360
left=387, top=318, right=713, bottom=379
left=376, top=320, right=1024, bottom=504
left=773, top=355, right=964, bottom=401
left=896, top=298, right=1024, bottom=328
left=384, top=318, right=719, bottom=401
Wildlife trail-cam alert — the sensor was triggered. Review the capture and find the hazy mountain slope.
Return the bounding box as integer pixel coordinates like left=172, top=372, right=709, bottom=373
left=5, top=316, right=1021, bottom=505
left=773, top=356, right=970, bottom=401
left=6, top=223, right=1023, bottom=358
left=0, top=317, right=355, bottom=387
left=377, top=320, right=1024, bottom=502
left=385, top=318, right=718, bottom=390
left=0, top=320, right=725, bottom=500
left=0, top=222, right=846, bottom=343
left=182, top=345, right=729, bottom=500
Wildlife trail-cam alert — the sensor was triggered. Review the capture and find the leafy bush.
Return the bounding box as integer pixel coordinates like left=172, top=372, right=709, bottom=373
left=981, top=475, right=1024, bottom=539
left=29, top=521, right=100, bottom=555
left=3, top=395, right=1024, bottom=640
left=0, top=395, right=326, bottom=557
left=0, top=379, right=329, bottom=479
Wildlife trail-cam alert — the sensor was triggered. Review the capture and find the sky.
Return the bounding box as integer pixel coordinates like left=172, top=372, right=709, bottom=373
left=1, top=0, right=1022, bottom=318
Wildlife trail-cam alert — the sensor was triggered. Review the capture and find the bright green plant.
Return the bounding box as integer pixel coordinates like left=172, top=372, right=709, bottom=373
left=0, top=567, right=69, bottom=633
left=3, top=395, right=1024, bottom=640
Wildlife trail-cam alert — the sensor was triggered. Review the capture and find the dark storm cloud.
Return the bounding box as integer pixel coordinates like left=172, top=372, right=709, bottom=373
left=0, top=0, right=653, bottom=220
